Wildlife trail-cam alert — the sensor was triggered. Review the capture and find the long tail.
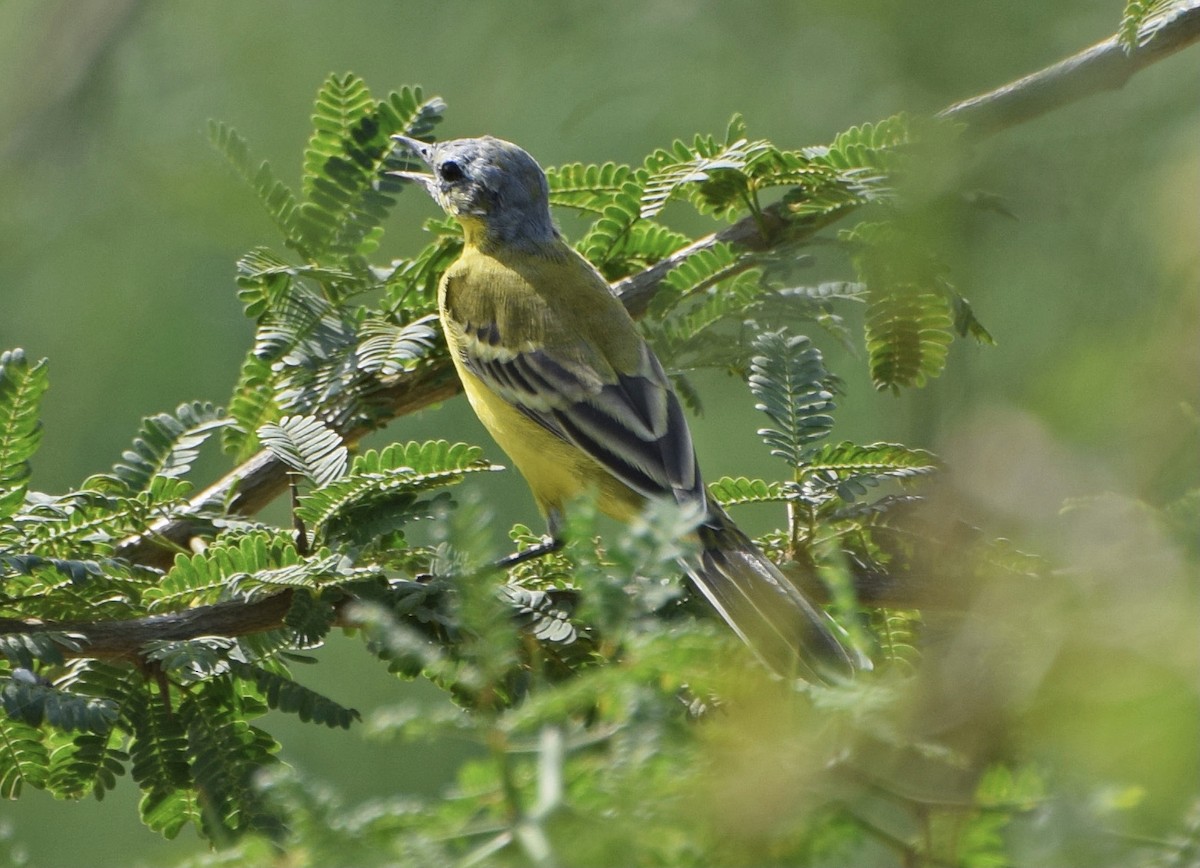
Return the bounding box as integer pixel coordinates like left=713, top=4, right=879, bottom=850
left=687, top=502, right=862, bottom=681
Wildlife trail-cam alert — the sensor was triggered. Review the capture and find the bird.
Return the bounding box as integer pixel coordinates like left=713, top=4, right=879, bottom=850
left=390, top=134, right=859, bottom=681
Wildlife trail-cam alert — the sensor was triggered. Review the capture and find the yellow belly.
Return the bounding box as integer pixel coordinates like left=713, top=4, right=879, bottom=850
left=450, top=355, right=644, bottom=523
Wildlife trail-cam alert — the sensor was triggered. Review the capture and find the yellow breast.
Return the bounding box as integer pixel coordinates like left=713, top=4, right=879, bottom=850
left=437, top=245, right=645, bottom=522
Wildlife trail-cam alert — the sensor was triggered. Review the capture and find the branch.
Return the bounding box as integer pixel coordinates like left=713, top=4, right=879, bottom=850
left=104, top=6, right=1199, bottom=586
left=0, top=562, right=992, bottom=661
left=0, top=592, right=296, bottom=661
left=114, top=357, right=462, bottom=569
left=939, top=0, right=1200, bottom=138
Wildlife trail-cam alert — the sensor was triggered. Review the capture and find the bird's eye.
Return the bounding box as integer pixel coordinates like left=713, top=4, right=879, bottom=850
left=438, top=160, right=464, bottom=182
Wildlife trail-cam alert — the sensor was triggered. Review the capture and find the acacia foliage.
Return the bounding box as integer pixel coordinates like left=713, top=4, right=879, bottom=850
left=1, top=65, right=1197, bottom=867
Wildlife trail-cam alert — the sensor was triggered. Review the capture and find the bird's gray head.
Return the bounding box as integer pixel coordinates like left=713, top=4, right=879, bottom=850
left=391, top=135, right=558, bottom=249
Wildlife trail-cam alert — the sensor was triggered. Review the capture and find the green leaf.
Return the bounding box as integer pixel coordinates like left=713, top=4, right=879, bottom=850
left=251, top=283, right=355, bottom=369
left=802, top=441, right=939, bottom=502
left=864, top=289, right=953, bottom=391
left=143, top=638, right=236, bottom=684
left=1, top=675, right=119, bottom=733
left=299, top=74, right=378, bottom=236
left=577, top=178, right=645, bottom=267
left=47, top=729, right=128, bottom=800
left=355, top=315, right=439, bottom=378
left=180, top=681, right=282, bottom=838
left=0, top=632, right=84, bottom=669
left=546, top=162, right=636, bottom=214
left=811, top=113, right=913, bottom=174
left=107, top=402, right=230, bottom=493
left=0, top=553, right=106, bottom=585
left=1119, top=0, right=1177, bottom=50
left=376, top=85, right=446, bottom=143
left=950, top=291, right=996, bottom=345
left=662, top=242, right=741, bottom=299
left=501, top=585, right=579, bottom=645
left=620, top=221, right=692, bottom=269
left=297, top=441, right=500, bottom=543
left=258, top=415, right=348, bottom=487
left=383, top=227, right=463, bottom=314
left=845, top=221, right=958, bottom=391
left=641, top=133, right=770, bottom=220
left=283, top=590, right=338, bottom=648
left=234, top=247, right=354, bottom=321
left=46, top=662, right=140, bottom=801
left=707, top=476, right=793, bottom=507
left=295, top=76, right=444, bottom=260
left=127, top=688, right=196, bottom=837
left=223, top=356, right=278, bottom=461
left=145, top=532, right=303, bottom=611
left=230, top=553, right=352, bottom=598
left=748, top=330, right=837, bottom=468
left=0, top=715, right=48, bottom=798
left=208, top=121, right=299, bottom=246
left=0, top=349, right=49, bottom=518
left=236, top=664, right=359, bottom=729
left=872, top=609, right=921, bottom=673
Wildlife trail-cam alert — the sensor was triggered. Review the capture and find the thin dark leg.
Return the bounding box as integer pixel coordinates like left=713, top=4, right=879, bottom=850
left=492, top=508, right=564, bottom=571
left=493, top=535, right=563, bottom=570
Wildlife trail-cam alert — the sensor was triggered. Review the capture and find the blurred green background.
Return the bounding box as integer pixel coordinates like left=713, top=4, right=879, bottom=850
left=1, top=1, right=1196, bottom=865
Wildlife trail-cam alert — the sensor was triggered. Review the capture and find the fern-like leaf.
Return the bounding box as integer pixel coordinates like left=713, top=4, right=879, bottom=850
left=143, top=638, right=236, bottom=684
left=864, top=289, right=953, bottom=391
left=803, top=441, right=939, bottom=502
left=748, top=330, right=837, bottom=468
left=382, top=226, right=463, bottom=314
left=299, top=73, right=378, bottom=235
left=949, top=291, right=996, bottom=345
left=223, top=356, right=278, bottom=461
left=234, top=247, right=353, bottom=321
left=577, top=178, right=645, bottom=267
left=0, top=349, right=49, bottom=518
left=227, top=553, right=352, bottom=601
left=0, top=632, right=84, bottom=669
left=873, top=608, right=922, bottom=673
left=1, top=674, right=119, bottom=733
left=208, top=122, right=299, bottom=245
left=356, top=315, right=439, bottom=378
left=707, top=476, right=793, bottom=507
left=1119, top=0, right=1177, bottom=50
left=296, top=76, right=444, bottom=261
left=258, top=415, right=348, bottom=487
left=236, top=663, right=359, bottom=729
left=376, top=86, right=445, bottom=143
left=145, top=532, right=303, bottom=611
left=46, top=729, right=128, bottom=801
left=0, top=715, right=48, bottom=798
left=662, top=242, right=741, bottom=299
left=501, top=585, right=578, bottom=644
left=129, top=692, right=196, bottom=838
left=641, top=131, right=769, bottom=220
left=48, top=662, right=141, bottom=800
left=809, top=114, right=913, bottom=175
left=546, top=162, right=636, bottom=214
left=180, top=681, right=282, bottom=838
left=107, top=402, right=230, bottom=493
left=296, top=440, right=498, bottom=542
left=282, top=589, right=338, bottom=648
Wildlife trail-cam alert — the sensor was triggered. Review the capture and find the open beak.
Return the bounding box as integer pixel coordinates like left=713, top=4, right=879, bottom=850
left=389, top=135, right=437, bottom=194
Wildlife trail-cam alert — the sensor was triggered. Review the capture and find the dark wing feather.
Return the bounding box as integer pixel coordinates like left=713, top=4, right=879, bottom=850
left=459, top=335, right=703, bottom=507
